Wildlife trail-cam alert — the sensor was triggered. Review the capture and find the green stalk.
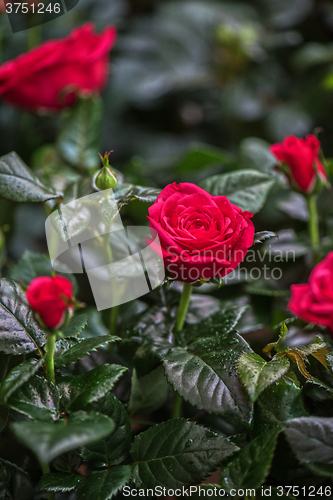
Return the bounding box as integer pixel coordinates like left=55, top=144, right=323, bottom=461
left=175, top=282, right=193, bottom=333
left=45, top=333, right=55, bottom=384
left=109, top=305, right=119, bottom=337
left=172, top=282, right=193, bottom=418
left=41, top=462, right=54, bottom=500
left=102, top=226, right=121, bottom=348
left=307, top=194, right=320, bottom=262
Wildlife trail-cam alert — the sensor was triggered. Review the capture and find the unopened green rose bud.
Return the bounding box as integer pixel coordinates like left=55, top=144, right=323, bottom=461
left=95, top=151, right=118, bottom=190
left=95, top=165, right=118, bottom=190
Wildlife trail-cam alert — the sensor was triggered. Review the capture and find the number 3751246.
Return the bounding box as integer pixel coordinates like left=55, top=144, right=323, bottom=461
left=5, top=3, right=61, bottom=14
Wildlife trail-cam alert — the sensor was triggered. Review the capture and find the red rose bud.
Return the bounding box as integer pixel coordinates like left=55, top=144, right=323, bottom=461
left=288, top=252, right=333, bottom=332
left=0, top=23, right=117, bottom=112
left=26, top=275, right=74, bottom=330
left=147, top=182, right=254, bottom=284
left=270, top=134, right=328, bottom=194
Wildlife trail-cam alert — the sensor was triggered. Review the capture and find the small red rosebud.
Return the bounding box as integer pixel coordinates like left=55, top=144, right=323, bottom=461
left=270, top=134, right=328, bottom=194
left=26, top=275, right=74, bottom=330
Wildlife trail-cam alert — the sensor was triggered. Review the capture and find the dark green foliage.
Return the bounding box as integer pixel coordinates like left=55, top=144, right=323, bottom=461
left=0, top=458, right=34, bottom=500
left=201, top=170, right=275, bottom=213
left=220, top=427, right=281, bottom=491
left=11, top=411, right=115, bottom=463
left=1, top=0, right=333, bottom=496
left=58, top=364, right=128, bottom=411
left=77, top=467, right=132, bottom=500
left=131, top=419, right=237, bottom=488
left=40, top=472, right=84, bottom=493
left=57, top=97, right=102, bottom=170
left=81, top=394, right=132, bottom=468
left=164, top=331, right=253, bottom=423
left=0, top=152, right=61, bottom=203
left=0, top=279, right=46, bottom=355
left=54, top=335, right=120, bottom=367
left=0, top=357, right=44, bottom=403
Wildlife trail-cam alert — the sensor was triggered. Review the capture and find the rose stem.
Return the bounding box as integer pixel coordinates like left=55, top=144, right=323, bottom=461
left=102, top=225, right=120, bottom=349
left=172, top=282, right=193, bottom=418
left=175, top=282, right=193, bottom=333
left=45, top=333, right=56, bottom=384
left=41, top=462, right=54, bottom=500
left=109, top=305, right=120, bottom=338
left=307, top=193, right=320, bottom=263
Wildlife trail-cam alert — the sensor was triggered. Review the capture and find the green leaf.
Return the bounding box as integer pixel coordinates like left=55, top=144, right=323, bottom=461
left=128, top=366, right=169, bottom=415
left=54, top=337, right=81, bottom=358
left=57, top=97, right=102, bottom=170
left=240, top=137, right=276, bottom=174
left=164, top=332, right=252, bottom=423
left=77, top=466, right=132, bottom=500
left=0, top=458, right=34, bottom=500
left=238, top=353, right=290, bottom=402
left=253, top=231, right=278, bottom=245
left=39, top=472, right=84, bottom=493
left=0, top=357, right=44, bottom=403
left=0, top=152, right=61, bottom=203
left=297, top=335, right=326, bottom=355
left=54, top=335, right=120, bottom=367
left=201, top=170, right=275, bottom=213
left=174, top=143, right=233, bottom=173
left=133, top=340, right=163, bottom=377
left=0, top=279, right=46, bottom=355
left=11, top=411, right=115, bottom=464
left=220, top=427, right=280, bottom=492
left=305, top=462, right=333, bottom=478
left=62, top=313, right=89, bottom=337
left=59, top=364, right=127, bottom=411
left=81, top=394, right=131, bottom=467
left=10, top=250, right=76, bottom=288
left=7, top=375, right=60, bottom=422
left=184, top=304, right=248, bottom=344
left=306, top=377, right=333, bottom=397
left=284, top=417, right=333, bottom=465
left=123, top=305, right=174, bottom=357
left=113, top=183, right=161, bottom=205
left=253, top=377, right=308, bottom=436
left=131, top=419, right=237, bottom=489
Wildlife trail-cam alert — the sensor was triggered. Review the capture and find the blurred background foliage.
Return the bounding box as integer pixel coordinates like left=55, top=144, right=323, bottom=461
left=0, top=0, right=333, bottom=336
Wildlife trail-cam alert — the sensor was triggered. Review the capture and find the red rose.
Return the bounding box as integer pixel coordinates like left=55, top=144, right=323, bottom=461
left=269, top=135, right=327, bottom=193
left=288, top=252, right=333, bottom=331
left=0, top=23, right=117, bottom=112
left=26, top=275, right=74, bottom=330
left=147, top=182, right=255, bottom=283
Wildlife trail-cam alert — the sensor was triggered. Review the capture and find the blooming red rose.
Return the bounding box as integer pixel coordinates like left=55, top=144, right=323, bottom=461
left=288, top=252, right=333, bottom=331
left=147, top=182, right=255, bottom=283
left=269, top=135, right=327, bottom=193
left=0, top=23, right=117, bottom=112
left=26, top=275, right=74, bottom=330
